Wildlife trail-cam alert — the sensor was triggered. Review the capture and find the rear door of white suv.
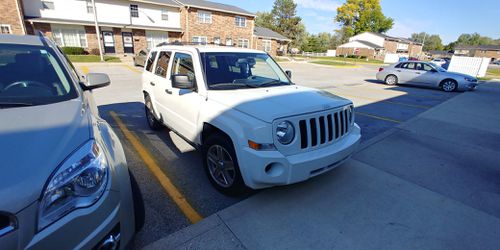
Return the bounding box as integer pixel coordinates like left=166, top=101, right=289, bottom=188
left=151, top=50, right=174, bottom=120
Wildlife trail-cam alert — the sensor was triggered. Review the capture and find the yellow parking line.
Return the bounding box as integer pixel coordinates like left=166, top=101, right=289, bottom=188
left=122, top=64, right=141, bottom=74
left=81, top=66, right=90, bottom=75
left=334, top=92, right=431, bottom=110
left=109, top=111, right=203, bottom=224
left=356, top=111, right=402, bottom=124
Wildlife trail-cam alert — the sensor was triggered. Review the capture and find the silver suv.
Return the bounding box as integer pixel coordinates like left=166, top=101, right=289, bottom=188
left=0, top=34, right=142, bottom=249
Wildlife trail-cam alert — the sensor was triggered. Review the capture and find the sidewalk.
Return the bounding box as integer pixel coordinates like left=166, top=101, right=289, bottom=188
left=144, top=82, right=500, bottom=250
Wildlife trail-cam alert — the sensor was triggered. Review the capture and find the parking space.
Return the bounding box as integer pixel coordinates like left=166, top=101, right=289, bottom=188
left=76, top=61, right=460, bottom=248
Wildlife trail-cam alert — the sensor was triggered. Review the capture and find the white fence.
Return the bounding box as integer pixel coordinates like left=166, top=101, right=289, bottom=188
left=301, top=52, right=327, bottom=57
left=448, top=56, right=490, bottom=77
left=326, top=50, right=336, bottom=57
left=384, top=53, right=400, bottom=63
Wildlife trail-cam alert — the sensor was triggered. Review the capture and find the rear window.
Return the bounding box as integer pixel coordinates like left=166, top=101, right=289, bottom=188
left=0, top=44, right=78, bottom=107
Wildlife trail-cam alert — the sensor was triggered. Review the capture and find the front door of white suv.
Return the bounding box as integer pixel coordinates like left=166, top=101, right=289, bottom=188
left=151, top=51, right=173, bottom=120
left=165, top=52, right=203, bottom=142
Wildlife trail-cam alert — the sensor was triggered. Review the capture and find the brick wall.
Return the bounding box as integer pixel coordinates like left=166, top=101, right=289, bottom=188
left=409, top=44, right=423, bottom=58
left=32, top=22, right=52, bottom=37
left=182, top=7, right=254, bottom=45
left=473, top=50, right=500, bottom=61
left=0, top=0, right=25, bottom=35
left=383, top=40, right=398, bottom=53
left=133, top=29, right=147, bottom=52
left=254, top=37, right=288, bottom=56
left=336, top=47, right=375, bottom=58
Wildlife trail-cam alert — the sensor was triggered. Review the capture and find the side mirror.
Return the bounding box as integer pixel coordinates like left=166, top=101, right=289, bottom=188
left=172, top=74, right=195, bottom=89
left=286, top=70, right=292, bottom=79
left=82, top=73, right=110, bottom=90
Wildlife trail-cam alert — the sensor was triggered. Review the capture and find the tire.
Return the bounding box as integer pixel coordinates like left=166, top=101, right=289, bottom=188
left=202, top=133, right=246, bottom=195
left=144, top=95, right=162, bottom=130
left=129, top=170, right=145, bottom=232
left=441, top=79, right=458, bottom=92
left=385, top=75, right=398, bottom=85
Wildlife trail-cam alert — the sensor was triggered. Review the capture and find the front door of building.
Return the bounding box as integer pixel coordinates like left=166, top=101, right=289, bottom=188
left=102, top=31, right=115, bottom=54
left=122, top=32, right=134, bottom=54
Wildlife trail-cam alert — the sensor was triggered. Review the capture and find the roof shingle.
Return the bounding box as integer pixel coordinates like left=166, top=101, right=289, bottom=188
left=175, top=0, right=254, bottom=16
left=253, top=27, right=290, bottom=41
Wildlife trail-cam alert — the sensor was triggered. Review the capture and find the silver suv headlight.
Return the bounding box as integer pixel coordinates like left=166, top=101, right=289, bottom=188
left=276, top=121, right=295, bottom=145
left=38, top=140, right=109, bottom=231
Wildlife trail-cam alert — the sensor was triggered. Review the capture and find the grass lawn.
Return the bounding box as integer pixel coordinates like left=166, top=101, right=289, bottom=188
left=487, top=68, right=500, bottom=76
left=310, top=60, right=357, bottom=67
left=68, top=55, right=121, bottom=63
left=293, top=55, right=384, bottom=64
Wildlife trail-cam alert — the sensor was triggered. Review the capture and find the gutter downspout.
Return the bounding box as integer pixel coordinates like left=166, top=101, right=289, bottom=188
left=185, top=6, right=190, bottom=42
left=91, top=0, right=104, bottom=62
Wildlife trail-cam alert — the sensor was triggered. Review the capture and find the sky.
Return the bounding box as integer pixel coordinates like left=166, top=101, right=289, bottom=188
left=214, top=0, right=500, bottom=44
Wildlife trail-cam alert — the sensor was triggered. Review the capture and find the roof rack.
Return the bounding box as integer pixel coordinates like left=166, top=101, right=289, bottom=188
left=156, top=41, right=235, bottom=47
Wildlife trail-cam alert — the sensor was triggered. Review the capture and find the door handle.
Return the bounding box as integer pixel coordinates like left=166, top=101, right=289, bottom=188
left=150, top=81, right=156, bottom=86
left=165, top=89, right=172, bottom=94
left=415, top=72, right=421, bottom=74
left=396, top=70, right=401, bottom=72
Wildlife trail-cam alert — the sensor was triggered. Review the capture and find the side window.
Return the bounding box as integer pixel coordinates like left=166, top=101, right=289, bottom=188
left=171, top=52, right=196, bottom=84
left=155, top=51, right=172, bottom=78
left=404, top=62, right=416, bottom=70
left=145, top=51, right=157, bottom=72
left=399, top=63, right=408, bottom=69
left=422, top=63, right=433, bottom=71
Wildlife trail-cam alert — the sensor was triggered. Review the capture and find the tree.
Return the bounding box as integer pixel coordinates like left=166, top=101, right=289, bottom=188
left=410, top=32, right=443, bottom=51
left=455, top=33, right=499, bottom=46
left=271, top=0, right=305, bottom=48
left=255, top=11, right=274, bottom=30
left=335, top=0, right=394, bottom=38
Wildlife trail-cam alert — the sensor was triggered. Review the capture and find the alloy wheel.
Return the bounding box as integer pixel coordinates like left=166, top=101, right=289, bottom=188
left=206, top=145, right=236, bottom=188
left=442, top=80, right=457, bottom=92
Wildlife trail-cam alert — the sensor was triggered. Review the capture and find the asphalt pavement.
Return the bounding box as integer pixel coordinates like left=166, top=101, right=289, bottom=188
left=76, top=61, right=466, bottom=248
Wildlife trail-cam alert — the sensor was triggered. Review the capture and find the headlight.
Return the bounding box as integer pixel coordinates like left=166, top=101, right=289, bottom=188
left=465, top=77, right=477, bottom=82
left=276, top=121, right=295, bottom=145
left=38, top=140, right=109, bottom=231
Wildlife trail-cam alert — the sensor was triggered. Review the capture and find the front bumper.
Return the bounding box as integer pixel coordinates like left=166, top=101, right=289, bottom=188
left=238, top=124, right=361, bottom=189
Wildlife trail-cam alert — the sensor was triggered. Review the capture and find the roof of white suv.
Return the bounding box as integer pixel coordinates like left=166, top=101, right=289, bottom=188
left=154, top=45, right=265, bottom=54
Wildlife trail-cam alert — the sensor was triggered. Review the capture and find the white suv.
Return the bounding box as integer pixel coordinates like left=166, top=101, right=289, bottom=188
left=141, top=45, right=361, bottom=194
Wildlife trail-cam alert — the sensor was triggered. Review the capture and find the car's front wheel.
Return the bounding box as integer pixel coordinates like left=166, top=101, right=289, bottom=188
left=441, top=79, right=458, bottom=92
left=203, top=133, right=246, bottom=195
left=144, top=95, right=162, bottom=130
left=385, top=75, right=398, bottom=85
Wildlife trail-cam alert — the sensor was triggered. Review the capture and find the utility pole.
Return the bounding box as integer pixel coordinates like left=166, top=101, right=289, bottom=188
left=91, top=0, right=104, bottom=62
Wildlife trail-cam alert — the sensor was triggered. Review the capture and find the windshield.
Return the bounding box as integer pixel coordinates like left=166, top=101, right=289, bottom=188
left=429, top=63, right=447, bottom=72
left=0, top=44, right=78, bottom=108
left=201, top=52, right=291, bottom=90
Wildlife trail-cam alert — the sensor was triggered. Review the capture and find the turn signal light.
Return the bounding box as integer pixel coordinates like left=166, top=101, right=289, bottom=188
left=248, top=140, right=275, bottom=151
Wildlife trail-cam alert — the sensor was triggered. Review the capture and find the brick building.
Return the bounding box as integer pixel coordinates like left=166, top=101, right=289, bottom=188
left=454, top=45, right=500, bottom=62
left=0, top=0, right=289, bottom=56
left=337, top=32, right=423, bottom=60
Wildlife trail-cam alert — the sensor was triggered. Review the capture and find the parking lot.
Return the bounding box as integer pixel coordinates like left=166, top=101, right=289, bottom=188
left=80, top=61, right=462, bottom=248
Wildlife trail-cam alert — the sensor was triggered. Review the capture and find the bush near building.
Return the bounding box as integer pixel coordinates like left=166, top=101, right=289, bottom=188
left=61, top=47, right=86, bottom=55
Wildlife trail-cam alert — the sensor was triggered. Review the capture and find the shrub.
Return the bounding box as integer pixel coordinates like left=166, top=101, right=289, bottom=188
left=61, top=47, right=86, bottom=55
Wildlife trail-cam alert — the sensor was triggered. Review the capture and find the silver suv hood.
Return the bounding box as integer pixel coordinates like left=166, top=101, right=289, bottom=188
left=209, top=85, right=352, bottom=123
left=0, top=99, right=90, bottom=213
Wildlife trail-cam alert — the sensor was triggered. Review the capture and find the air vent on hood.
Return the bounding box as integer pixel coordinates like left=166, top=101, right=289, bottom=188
left=0, top=213, right=17, bottom=237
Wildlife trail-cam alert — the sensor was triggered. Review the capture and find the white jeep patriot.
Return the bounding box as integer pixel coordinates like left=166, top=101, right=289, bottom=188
left=141, top=45, right=361, bottom=194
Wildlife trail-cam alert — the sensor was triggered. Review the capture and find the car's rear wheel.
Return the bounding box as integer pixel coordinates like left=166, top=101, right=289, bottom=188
left=441, top=79, right=458, bottom=92
left=385, top=75, right=398, bottom=85
left=203, top=133, right=246, bottom=195
left=144, top=95, right=162, bottom=130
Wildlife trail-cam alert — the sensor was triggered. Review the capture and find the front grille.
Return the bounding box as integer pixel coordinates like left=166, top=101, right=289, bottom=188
left=298, top=106, right=353, bottom=149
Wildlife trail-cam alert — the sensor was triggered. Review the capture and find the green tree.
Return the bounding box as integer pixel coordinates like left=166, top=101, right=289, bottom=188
left=255, top=11, right=275, bottom=30
left=271, top=0, right=305, bottom=48
left=410, top=32, right=443, bottom=51
left=455, top=33, right=498, bottom=46
left=335, top=0, right=394, bottom=38
left=317, top=32, right=332, bottom=52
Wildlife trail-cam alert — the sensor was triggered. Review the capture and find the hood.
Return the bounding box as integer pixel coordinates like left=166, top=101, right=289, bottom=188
left=0, top=99, right=91, bottom=213
left=208, top=85, right=352, bottom=123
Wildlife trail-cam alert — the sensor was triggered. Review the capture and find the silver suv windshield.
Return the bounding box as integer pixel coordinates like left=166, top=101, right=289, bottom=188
left=201, top=52, right=291, bottom=90
left=0, top=44, right=78, bottom=108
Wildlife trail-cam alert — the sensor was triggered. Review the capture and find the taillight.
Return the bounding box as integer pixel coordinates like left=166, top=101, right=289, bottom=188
left=378, top=68, right=384, bottom=72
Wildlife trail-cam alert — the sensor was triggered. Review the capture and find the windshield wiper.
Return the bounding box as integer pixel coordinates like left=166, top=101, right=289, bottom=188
left=0, top=102, right=36, bottom=108
left=259, top=80, right=287, bottom=87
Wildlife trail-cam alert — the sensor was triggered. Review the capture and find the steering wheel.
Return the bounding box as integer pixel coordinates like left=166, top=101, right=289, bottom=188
left=3, top=81, right=52, bottom=92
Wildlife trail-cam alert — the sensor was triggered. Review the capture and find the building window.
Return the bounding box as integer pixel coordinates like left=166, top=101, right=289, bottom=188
left=197, top=11, right=212, bottom=23
left=192, top=36, right=208, bottom=44
left=161, top=10, right=169, bottom=21
left=130, top=5, right=139, bottom=18
left=262, top=40, right=272, bottom=52
left=42, top=0, right=55, bottom=10
left=86, top=0, right=93, bottom=14
left=238, top=39, right=249, bottom=48
left=226, top=38, right=232, bottom=46
left=0, top=25, right=11, bottom=34
left=213, top=37, right=221, bottom=45
left=235, top=16, right=246, bottom=27
left=51, top=26, right=87, bottom=47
